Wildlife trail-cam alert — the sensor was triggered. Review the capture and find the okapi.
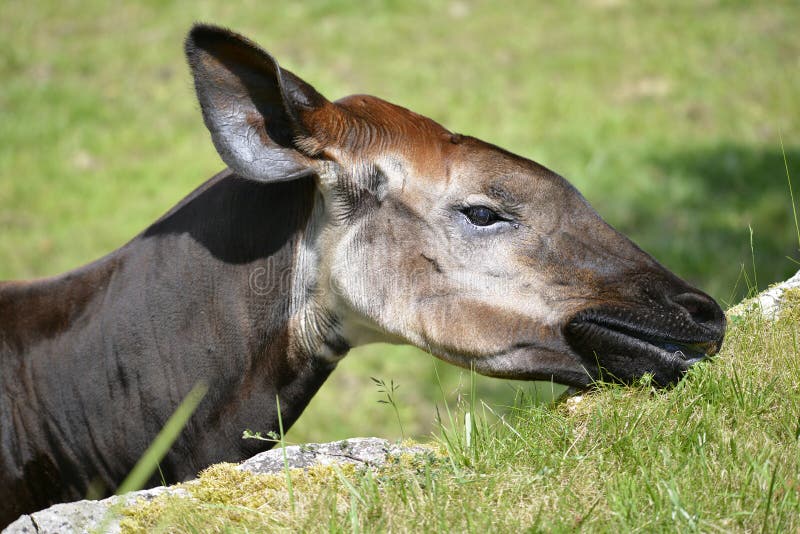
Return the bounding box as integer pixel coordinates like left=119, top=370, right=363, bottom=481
left=0, top=25, right=725, bottom=526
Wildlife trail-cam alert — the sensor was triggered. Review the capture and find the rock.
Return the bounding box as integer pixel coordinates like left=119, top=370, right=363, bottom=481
left=564, top=394, right=586, bottom=414
left=239, top=437, right=432, bottom=474
left=727, top=269, right=800, bottom=319
left=2, top=438, right=430, bottom=534
left=3, top=486, right=186, bottom=534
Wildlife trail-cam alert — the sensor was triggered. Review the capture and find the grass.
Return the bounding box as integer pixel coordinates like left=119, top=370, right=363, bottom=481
left=119, top=299, right=800, bottom=532
left=1, top=1, right=799, bottom=441
left=116, top=382, right=208, bottom=495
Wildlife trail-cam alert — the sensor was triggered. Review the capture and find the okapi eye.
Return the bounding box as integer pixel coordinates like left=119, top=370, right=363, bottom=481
left=462, top=206, right=501, bottom=226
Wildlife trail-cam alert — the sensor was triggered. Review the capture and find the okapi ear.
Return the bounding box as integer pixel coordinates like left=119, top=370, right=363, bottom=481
left=185, top=24, right=329, bottom=182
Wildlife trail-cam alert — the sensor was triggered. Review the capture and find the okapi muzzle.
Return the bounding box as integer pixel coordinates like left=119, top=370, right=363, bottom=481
left=0, top=24, right=725, bottom=525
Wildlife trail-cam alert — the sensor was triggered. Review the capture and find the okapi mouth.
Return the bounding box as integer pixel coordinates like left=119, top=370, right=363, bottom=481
left=564, top=309, right=724, bottom=387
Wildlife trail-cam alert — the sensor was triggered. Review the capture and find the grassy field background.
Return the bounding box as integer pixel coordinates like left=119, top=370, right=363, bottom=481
left=1, top=1, right=799, bottom=443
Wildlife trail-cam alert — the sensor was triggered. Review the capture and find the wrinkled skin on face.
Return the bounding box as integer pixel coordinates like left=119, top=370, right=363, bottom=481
left=187, top=26, right=725, bottom=389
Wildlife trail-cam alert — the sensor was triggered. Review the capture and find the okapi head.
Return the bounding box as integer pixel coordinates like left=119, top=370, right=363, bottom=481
left=186, top=25, right=725, bottom=388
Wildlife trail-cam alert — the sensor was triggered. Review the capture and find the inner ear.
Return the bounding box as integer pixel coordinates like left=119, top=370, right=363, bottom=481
left=184, top=24, right=331, bottom=182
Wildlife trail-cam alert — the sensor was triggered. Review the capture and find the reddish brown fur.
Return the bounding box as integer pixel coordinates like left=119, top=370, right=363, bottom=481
left=304, top=95, right=456, bottom=175
left=0, top=258, right=117, bottom=351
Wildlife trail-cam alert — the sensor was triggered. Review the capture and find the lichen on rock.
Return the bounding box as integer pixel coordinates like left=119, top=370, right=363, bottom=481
left=2, top=438, right=437, bottom=534
left=120, top=438, right=441, bottom=532
left=727, top=269, right=800, bottom=321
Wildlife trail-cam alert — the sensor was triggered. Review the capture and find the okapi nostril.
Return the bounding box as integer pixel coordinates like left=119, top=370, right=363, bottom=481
left=672, top=292, right=720, bottom=325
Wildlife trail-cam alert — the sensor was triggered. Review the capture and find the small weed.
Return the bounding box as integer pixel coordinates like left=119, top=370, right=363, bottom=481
left=370, top=377, right=405, bottom=440
left=242, top=429, right=281, bottom=445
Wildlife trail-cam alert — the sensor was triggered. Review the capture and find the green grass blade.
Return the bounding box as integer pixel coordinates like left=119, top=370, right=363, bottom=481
left=116, top=381, right=208, bottom=495
left=276, top=394, right=295, bottom=515
left=781, top=134, right=800, bottom=253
